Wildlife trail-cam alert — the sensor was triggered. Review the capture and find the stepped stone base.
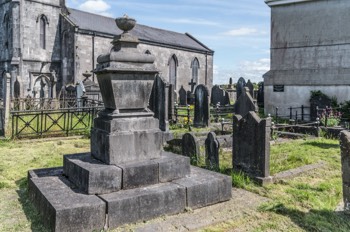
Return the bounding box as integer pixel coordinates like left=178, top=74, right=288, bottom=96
left=28, top=161, right=232, bottom=231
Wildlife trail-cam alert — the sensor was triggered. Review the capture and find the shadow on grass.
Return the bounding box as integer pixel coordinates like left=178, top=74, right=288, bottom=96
left=15, top=177, right=47, bottom=232
left=303, top=140, right=339, bottom=149
left=261, top=203, right=350, bottom=231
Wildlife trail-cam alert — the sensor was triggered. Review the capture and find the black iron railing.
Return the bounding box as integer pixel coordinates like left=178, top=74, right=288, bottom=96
left=11, top=107, right=102, bottom=138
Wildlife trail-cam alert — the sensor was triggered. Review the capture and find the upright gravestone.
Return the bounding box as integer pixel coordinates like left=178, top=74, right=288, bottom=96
left=228, top=77, right=233, bottom=89
left=236, top=77, right=246, bottom=100
left=178, top=86, right=187, bottom=106
left=194, top=84, right=209, bottom=128
left=211, top=85, right=230, bottom=106
left=232, top=112, right=272, bottom=185
left=168, top=84, right=175, bottom=121
left=27, top=15, right=232, bottom=231
left=310, top=91, right=333, bottom=121
left=205, top=132, right=220, bottom=170
left=246, top=80, right=254, bottom=99
left=234, top=87, right=258, bottom=117
left=257, top=82, right=264, bottom=108
left=149, top=75, right=168, bottom=131
left=340, top=131, right=350, bottom=211
left=182, top=133, right=199, bottom=165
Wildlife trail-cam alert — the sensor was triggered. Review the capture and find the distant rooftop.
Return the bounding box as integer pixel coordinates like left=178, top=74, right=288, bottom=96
left=265, top=0, right=314, bottom=7
left=65, top=8, right=213, bottom=54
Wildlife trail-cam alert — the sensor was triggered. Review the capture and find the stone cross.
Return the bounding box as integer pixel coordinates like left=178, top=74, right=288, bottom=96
left=188, top=79, right=196, bottom=93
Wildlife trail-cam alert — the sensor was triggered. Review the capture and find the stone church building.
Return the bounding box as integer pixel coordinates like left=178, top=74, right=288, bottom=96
left=264, top=0, right=350, bottom=116
left=0, top=0, right=214, bottom=99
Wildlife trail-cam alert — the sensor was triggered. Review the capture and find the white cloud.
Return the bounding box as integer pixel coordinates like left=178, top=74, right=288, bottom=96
left=163, top=18, right=219, bottom=26
left=224, top=27, right=258, bottom=37
left=78, top=0, right=111, bottom=16
left=213, top=58, right=270, bottom=85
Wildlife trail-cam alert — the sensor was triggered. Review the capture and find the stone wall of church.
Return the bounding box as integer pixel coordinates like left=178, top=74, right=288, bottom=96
left=74, top=33, right=214, bottom=95
left=17, top=0, right=62, bottom=97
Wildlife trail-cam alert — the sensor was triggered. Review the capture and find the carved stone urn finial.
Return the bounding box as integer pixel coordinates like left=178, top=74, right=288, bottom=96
left=115, top=14, right=136, bottom=33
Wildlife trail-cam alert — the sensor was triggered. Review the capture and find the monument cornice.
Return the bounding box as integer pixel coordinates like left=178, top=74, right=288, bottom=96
left=265, top=0, right=314, bottom=7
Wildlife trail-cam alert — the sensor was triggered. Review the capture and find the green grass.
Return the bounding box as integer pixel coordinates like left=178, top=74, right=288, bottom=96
left=0, top=138, right=90, bottom=231
left=0, top=137, right=347, bottom=231
left=203, top=137, right=347, bottom=231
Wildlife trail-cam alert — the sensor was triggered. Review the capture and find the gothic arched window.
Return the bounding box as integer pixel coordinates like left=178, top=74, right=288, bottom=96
left=39, top=16, right=46, bottom=49
left=191, top=58, right=200, bottom=83
left=169, top=54, right=178, bottom=89
left=3, top=13, right=10, bottom=48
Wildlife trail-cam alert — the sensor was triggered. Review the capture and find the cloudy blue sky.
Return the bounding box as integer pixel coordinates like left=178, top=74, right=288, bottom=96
left=66, top=0, right=271, bottom=84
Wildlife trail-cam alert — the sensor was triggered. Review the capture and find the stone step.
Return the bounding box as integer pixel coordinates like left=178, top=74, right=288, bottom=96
left=63, top=151, right=191, bottom=195
left=28, top=166, right=232, bottom=231
left=28, top=168, right=106, bottom=232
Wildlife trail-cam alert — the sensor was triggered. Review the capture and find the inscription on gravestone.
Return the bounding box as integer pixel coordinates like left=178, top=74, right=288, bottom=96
left=194, top=84, right=209, bottom=128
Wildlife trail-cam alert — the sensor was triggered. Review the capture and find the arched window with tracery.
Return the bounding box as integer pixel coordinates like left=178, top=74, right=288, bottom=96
left=169, top=54, right=178, bottom=89
left=191, top=58, right=200, bottom=83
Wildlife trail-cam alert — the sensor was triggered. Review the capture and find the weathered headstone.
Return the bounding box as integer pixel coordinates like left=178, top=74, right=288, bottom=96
left=340, top=130, right=350, bottom=211
left=168, top=84, right=175, bottom=121
left=246, top=80, right=254, bottom=99
left=205, top=132, right=220, bottom=170
left=234, top=87, right=258, bottom=117
left=187, top=90, right=195, bottom=105
left=236, top=77, right=246, bottom=100
left=211, top=85, right=230, bottom=106
left=149, top=75, right=168, bottom=131
left=179, top=86, right=187, bottom=106
left=310, top=91, right=333, bottom=121
left=194, top=84, right=209, bottom=128
left=228, top=77, right=233, bottom=89
left=257, top=82, right=264, bottom=108
left=232, top=112, right=272, bottom=185
left=182, top=132, right=200, bottom=164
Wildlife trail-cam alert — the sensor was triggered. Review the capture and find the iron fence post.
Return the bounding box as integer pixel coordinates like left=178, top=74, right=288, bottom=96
left=275, top=107, right=278, bottom=122
left=290, top=107, right=292, bottom=119
left=187, top=104, right=190, bottom=126
left=301, top=105, right=304, bottom=121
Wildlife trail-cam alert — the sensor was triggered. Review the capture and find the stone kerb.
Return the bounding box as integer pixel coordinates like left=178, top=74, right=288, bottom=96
left=340, top=130, right=350, bottom=211
left=232, top=111, right=272, bottom=185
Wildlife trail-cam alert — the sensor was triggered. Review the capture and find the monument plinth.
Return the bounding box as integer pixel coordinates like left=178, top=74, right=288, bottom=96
left=27, top=15, right=232, bottom=232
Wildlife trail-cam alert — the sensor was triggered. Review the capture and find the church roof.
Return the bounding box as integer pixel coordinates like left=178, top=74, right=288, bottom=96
left=265, top=0, right=314, bottom=7
left=65, top=8, right=213, bottom=54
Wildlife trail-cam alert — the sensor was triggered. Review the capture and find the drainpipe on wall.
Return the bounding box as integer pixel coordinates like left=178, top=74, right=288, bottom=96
left=92, top=32, right=95, bottom=82
left=205, top=52, right=208, bottom=86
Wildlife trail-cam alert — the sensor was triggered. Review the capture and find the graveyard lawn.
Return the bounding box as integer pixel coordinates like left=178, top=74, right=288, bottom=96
left=0, top=137, right=348, bottom=231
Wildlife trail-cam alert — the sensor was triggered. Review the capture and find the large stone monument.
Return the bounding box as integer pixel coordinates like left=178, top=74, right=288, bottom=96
left=27, top=15, right=232, bottom=231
